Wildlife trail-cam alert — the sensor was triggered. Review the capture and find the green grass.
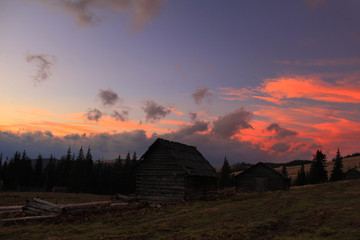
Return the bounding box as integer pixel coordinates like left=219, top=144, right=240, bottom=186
left=2, top=180, right=360, bottom=239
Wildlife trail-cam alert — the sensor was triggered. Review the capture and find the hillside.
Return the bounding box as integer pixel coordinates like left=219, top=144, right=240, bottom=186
left=274, top=156, right=360, bottom=181
left=2, top=180, right=360, bottom=239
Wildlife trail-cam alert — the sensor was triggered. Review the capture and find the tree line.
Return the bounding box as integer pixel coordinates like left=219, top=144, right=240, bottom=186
left=0, top=147, right=138, bottom=194
left=218, top=149, right=346, bottom=189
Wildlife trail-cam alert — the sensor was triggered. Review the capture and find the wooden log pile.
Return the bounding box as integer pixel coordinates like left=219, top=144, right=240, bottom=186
left=1, top=195, right=139, bottom=223
left=23, top=198, right=62, bottom=216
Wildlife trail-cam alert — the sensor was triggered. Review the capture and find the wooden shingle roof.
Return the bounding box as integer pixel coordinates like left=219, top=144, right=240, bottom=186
left=235, top=162, right=290, bottom=180
left=140, top=138, right=216, bottom=177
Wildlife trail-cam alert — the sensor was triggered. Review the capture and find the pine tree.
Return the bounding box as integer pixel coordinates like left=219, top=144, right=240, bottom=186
left=281, top=166, right=288, bottom=177
left=44, top=154, right=57, bottom=191
left=33, top=153, right=43, bottom=187
left=294, top=164, right=307, bottom=186
left=219, top=156, right=232, bottom=188
left=330, top=148, right=344, bottom=181
left=114, top=154, right=123, bottom=170
left=124, top=152, right=131, bottom=170
left=309, top=149, right=328, bottom=184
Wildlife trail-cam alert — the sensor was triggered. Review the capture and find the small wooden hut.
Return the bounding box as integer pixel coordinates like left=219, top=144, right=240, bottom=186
left=135, top=138, right=217, bottom=203
left=344, top=168, right=360, bottom=180
left=235, top=162, right=290, bottom=192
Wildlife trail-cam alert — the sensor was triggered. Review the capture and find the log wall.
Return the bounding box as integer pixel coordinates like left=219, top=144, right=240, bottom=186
left=136, top=149, right=186, bottom=203
left=235, top=164, right=289, bottom=192
left=185, top=176, right=217, bottom=200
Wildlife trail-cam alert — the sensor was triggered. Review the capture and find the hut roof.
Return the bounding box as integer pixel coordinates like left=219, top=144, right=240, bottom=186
left=235, top=162, right=290, bottom=179
left=139, top=138, right=216, bottom=177
left=345, top=168, right=360, bottom=175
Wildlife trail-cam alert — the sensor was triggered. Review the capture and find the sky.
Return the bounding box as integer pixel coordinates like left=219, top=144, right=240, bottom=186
left=1, top=0, right=360, bottom=167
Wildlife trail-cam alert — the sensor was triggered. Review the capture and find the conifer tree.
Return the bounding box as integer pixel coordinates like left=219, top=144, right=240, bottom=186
left=219, top=156, right=232, bottom=188
left=124, top=152, right=131, bottom=170
left=114, top=154, right=123, bottom=170
left=309, top=149, right=328, bottom=184
left=330, top=148, right=344, bottom=181
left=132, top=152, right=137, bottom=162
left=33, top=153, right=43, bottom=187
left=294, top=164, right=307, bottom=186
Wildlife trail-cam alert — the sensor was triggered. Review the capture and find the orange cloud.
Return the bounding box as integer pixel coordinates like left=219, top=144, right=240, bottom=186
left=259, top=76, right=360, bottom=104
left=222, top=75, right=360, bottom=104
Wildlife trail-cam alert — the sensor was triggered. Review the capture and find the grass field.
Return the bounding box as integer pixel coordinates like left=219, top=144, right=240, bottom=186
left=2, top=180, right=360, bottom=239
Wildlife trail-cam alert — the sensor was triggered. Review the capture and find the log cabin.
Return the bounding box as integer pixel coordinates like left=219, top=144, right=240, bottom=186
left=235, top=162, right=290, bottom=192
left=344, top=168, right=360, bottom=180
left=135, top=138, right=217, bottom=203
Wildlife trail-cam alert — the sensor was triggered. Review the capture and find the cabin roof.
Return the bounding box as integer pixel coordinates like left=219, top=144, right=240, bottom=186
left=235, top=162, right=290, bottom=180
left=345, top=168, right=360, bottom=174
left=139, top=138, right=216, bottom=177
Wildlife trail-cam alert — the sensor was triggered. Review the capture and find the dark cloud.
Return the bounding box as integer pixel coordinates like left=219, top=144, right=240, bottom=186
left=0, top=126, right=314, bottom=168
left=141, top=100, right=171, bottom=122
left=271, top=142, right=291, bottom=153
left=85, top=108, right=102, bottom=122
left=98, top=89, right=119, bottom=106
left=26, top=53, right=56, bottom=85
left=189, top=112, right=197, bottom=122
left=64, top=133, right=82, bottom=141
left=36, top=0, right=166, bottom=31
left=192, top=87, right=211, bottom=104
left=163, top=121, right=209, bottom=139
left=211, top=108, right=253, bottom=138
left=0, top=130, right=151, bottom=161
left=44, top=131, right=53, bottom=138
left=267, top=123, right=298, bottom=139
left=111, top=110, right=129, bottom=122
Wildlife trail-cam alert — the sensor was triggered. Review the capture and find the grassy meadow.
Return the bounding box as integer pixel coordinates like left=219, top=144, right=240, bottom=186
left=1, top=180, right=360, bottom=239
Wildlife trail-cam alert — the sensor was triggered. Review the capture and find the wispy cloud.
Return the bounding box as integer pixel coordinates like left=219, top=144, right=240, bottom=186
left=276, top=57, right=360, bottom=67
left=36, top=0, right=166, bottom=31
left=26, top=53, right=56, bottom=85
left=189, top=112, right=197, bottom=122
left=192, top=87, right=212, bottom=104
left=85, top=108, right=102, bottom=122
left=141, top=100, right=171, bottom=122
left=303, top=0, right=327, bottom=9
left=111, top=110, right=129, bottom=122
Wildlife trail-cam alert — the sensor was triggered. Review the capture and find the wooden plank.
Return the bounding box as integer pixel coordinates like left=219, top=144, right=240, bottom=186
left=0, top=206, right=23, bottom=213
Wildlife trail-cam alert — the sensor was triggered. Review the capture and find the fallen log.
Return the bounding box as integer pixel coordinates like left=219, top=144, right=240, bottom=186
left=1, top=214, right=58, bottom=224
left=115, top=194, right=136, bottom=202
left=0, top=206, right=23, bottom=214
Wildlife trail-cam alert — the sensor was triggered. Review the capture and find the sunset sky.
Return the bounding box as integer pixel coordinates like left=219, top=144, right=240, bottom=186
left=1, top=0, right=360, bottom=166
